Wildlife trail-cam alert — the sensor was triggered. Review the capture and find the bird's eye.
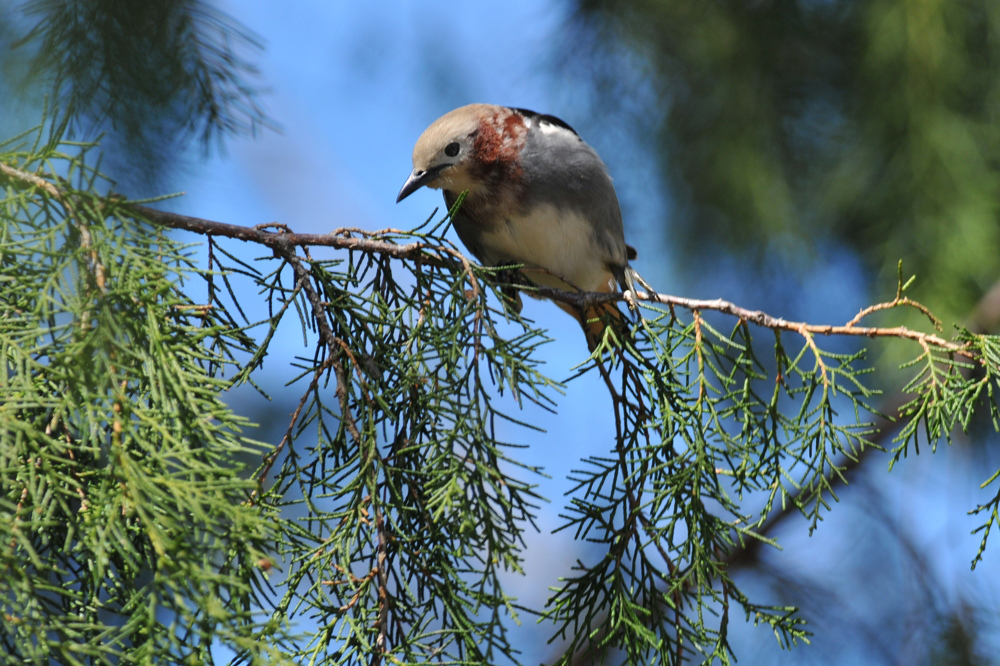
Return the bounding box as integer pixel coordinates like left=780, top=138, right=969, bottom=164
left=444, top=142, right=460, bottom=157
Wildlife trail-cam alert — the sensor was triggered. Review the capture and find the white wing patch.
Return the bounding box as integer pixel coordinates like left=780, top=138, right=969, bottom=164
left=537, top=120, right=572, bottom=137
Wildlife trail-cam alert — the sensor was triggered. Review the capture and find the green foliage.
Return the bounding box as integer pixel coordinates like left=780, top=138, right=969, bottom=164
left=227, top=231, right=556, bottom=663
left=6, top=1, right=1000, bottom=663
left=4, top=122, right=1000, bottom=665
left=1, top=126, right=287, bottom=664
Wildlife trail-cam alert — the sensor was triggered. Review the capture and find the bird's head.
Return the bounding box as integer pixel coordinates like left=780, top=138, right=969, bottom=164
left=397, top=104, right=525, bottom=203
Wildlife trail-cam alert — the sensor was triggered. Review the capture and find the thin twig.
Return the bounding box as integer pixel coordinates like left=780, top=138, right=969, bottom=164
left=248, top=356, right=332, bottom=505
left=845, top=295, right=941, bottom=330
left=372, top=503, right=390, bottom=666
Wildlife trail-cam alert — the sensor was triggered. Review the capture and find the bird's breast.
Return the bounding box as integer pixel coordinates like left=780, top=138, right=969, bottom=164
left=470, top=202, right=617, bottom=294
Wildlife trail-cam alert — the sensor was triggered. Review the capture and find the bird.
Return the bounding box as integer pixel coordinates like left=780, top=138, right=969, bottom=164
left=396, top=103, right=652, bottom=351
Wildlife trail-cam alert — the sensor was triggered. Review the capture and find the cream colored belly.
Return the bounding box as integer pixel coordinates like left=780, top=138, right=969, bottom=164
left=478, top=203, right=616, bottom=293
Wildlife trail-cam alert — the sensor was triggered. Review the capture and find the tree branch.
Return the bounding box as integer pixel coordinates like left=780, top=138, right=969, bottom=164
left=0, top=162, right=978, bottom=359
left=130, top=199, right=977, bottom=360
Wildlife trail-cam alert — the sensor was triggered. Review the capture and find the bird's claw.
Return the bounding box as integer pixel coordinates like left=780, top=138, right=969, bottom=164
left=624, top=288, right=639, bottom=310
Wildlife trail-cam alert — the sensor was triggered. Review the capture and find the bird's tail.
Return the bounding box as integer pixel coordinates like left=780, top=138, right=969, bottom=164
left=546, top=263, right=656, bottom=352
left=578, top=265, right=657, bottom=351
left=581, top=302, right=628, bottom=352
left=549, top=299, right=624, bottom=352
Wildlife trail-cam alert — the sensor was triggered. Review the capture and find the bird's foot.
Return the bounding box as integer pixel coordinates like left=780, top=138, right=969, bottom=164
left=632, top=272, right=660, bottom=303
left=623, top=288, right=639, bottom=310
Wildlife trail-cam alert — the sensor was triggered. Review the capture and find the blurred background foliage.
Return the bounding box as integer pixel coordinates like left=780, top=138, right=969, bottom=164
left=4, top=0, right=267, bottom=192
left=4, top=0, right=1000, bottom=663
left=569, top=0, right=1000, bottom=332
left=563, top=1, right=1000, bottom=663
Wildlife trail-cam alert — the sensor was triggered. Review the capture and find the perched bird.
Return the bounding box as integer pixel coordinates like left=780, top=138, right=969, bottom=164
left=397, top=103, right=651, bottom=350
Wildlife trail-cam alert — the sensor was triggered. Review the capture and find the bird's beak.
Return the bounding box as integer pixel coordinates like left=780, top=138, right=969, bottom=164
left=396, top=164, right=449, bottom=203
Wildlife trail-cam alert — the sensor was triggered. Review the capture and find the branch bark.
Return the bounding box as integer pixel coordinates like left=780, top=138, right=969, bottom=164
left=129, top=198, right=977, bottom=359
